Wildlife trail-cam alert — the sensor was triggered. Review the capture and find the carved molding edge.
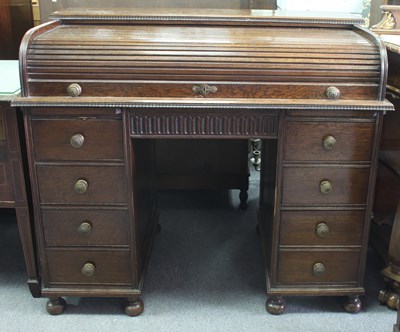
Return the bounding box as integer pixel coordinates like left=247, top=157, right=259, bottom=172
left=130, top=113, right=278, bottom=138
left=55, top=16, right=364, bottom=26
left=386, top=42, right=400, bottom=54
left=12, top=101, right=394, bottom=112
left=372, top=11, right=396, bottom=31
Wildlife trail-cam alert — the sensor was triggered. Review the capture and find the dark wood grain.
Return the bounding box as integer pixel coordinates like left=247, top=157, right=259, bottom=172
left=282, top=166, right=371, bottom=206
left=279, top=210, right=364, bottom=246
left=42, top=208, right=130, bottom=246
left=36, top=165, right=127, bottom=205
left=277, top=249, right=360, bottom=285
left=284, top=121, right=375, bottom=162
left=0, top=0, right=33, bottom=59
left=32, top=118, right=124, bottom=161
left=18, top=8, right=391, bottom=315
left=46, top=249, right=131, bottom=284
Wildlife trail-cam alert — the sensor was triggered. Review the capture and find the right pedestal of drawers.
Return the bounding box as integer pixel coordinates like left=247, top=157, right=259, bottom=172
left=260, top=110, right=383, bottom=315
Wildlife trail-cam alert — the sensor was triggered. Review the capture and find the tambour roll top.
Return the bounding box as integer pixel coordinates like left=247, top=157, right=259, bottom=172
left=19, top=9, right=387, bottom=102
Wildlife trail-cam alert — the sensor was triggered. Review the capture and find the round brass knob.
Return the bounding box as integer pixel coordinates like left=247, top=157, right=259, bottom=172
left=316, top=223, right=330, bottom=237
left=320, top=180, right=333, bottom=194
left=326, top=86, right=341, bottom=100
left=78, top=221, right=92, bottom=236
left=82, top=262, right=95, bottom=277
left=74, top=179, right=88, bottom=194
left=66, top=83, right=82, bottom=97
left=70, top=134, right=85, bottom=149
left=323, top=135, right=336, bottom=150
left=313, top=262, right=326, bottom=276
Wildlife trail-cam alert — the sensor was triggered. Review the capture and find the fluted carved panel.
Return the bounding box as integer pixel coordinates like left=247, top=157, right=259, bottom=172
left=130, top=111, right=278, bottom=138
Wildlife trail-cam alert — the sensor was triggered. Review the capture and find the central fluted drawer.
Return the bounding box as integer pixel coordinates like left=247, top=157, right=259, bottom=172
left=42, top=208, right=130, bottom=246
left=36, top=165, right=126, bottom=205
left=46, top=249, right=131, bottom=284
left=32, top=118, right=123, bottom=161
left=282, top=166, right=370, bottom=205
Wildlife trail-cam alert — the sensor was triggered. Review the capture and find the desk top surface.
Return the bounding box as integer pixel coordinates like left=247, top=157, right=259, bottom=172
left=381, top=35, right=400, bottom=54
left=0, top=61, right=20, bottom=100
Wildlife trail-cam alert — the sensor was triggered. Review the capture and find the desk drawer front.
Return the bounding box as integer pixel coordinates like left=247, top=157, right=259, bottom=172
left=42, top=208, right=130, bottom=246
left=28, top=81, right=379, bottom=100
left=277, top=250, right=360, bottom=285
left=130, top=110, right=278, bottom=138
left=282, top=166, right=370, bottom=206
left=285, top=121, right=374, bottom=162
left=46, top=249, right=131, bottom=284
left=36, top=165, right=126, bottom=205
left=280, top=210, right=364, bottom=246
left=32, top=119, right=123, bottom=161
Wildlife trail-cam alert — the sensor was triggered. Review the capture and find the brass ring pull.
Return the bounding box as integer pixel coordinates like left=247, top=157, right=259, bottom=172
left=323, top=135, right=336, bottom=150
left=74, top=179, right=88, bottom=194
left=320, top=180, right=333, bottom=194
left=316, top=223, right=330, bottom=237
left=82, top=262, right=95, bottom=277
left=313, top=262, right=326, bottom=276
left=66, top=83, right=82, bottom=97
left=70, top=134, right=85, bottom=149
left=326, top=86, right=341, bottom=100
left=78, top=221, right=92, bottom=236
left=192, top=84, right=218, bottom=96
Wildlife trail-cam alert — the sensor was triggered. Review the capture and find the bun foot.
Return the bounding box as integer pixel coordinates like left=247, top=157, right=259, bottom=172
left=124, top=297, right=144, bottom=317
left=239, top=190, right=248, bottom=211
left=344, top=296, right=362, bottom=313
left=266, top=296, right=286, bottom=315
left=379, top=289, right=399, bottom=310
left=46, top=297, right=66, bottom=315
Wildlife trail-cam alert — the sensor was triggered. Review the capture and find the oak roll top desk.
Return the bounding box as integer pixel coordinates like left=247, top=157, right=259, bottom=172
left=14, top=9, right=394, bottom=316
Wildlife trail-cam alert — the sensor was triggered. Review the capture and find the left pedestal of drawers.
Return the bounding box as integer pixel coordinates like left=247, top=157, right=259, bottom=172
left=23, top=107, right=155, bottom=316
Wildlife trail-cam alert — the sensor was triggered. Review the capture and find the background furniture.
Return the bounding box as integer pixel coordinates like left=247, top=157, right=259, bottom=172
left=0, top=60, right=39, bottom=297
left=15, top=9, right=392, bottom=316
left=371, top=5, right=400, bottom=311
left=0, top=0, right=33, bottom=59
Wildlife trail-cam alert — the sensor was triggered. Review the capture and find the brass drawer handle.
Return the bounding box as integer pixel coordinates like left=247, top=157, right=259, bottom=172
left=320, top=180, right=333, bottom=194
left=70, top=133, right=85, bottom=149
left=78, top=221, right=92, bottom=236
left=326, top=86, right=341, bottom=100
left=313, top=262, right=326, bottom=276
left=316, top=222, right=330, bottom=237
left=82, top=262, right=95, bottom=277
left=323, top=135, right=336, bottom=150
left=74, top=179, right=88, bottom=194
left=192, top=84, right=218, bottom=96
left=66, top=83, right=82, bottom=97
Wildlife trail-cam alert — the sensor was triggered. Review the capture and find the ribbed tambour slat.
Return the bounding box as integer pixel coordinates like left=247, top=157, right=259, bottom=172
left=23, top=23, right=382, bottom=99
